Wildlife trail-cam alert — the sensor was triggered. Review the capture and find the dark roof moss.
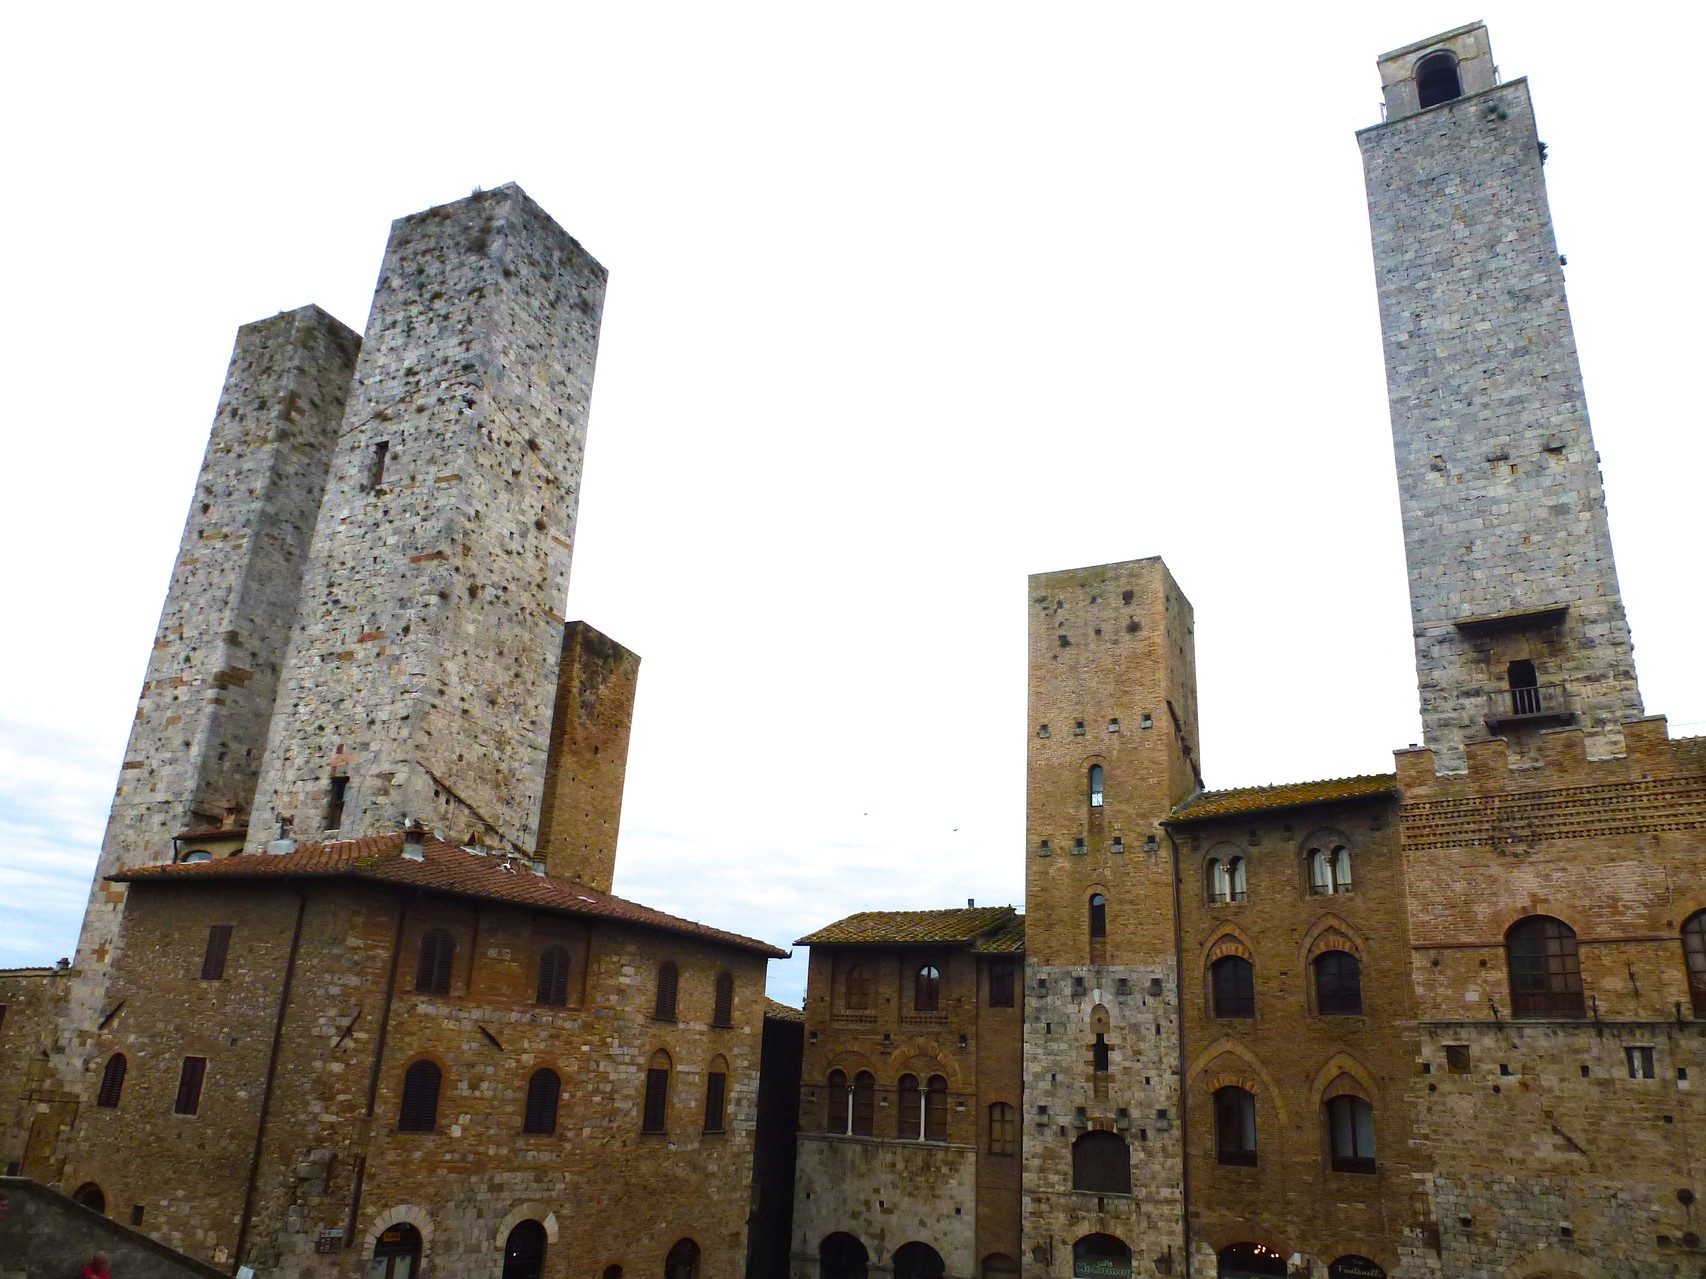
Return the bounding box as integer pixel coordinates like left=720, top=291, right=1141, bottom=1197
left=796, top=905, right=1019, bottom=947
left=1167, top=773, right=1398, bottom=824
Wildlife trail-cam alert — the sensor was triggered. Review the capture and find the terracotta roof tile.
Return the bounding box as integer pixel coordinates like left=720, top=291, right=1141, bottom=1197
left=114, top=834, right=787, bottom=958
left=763, top=998, right=805, bottom=1023
left=796, top=905, right=1018, bottom=947
left=971, top=914, right=1026, bottom=954
left=1167, top=773, right=1398, bottom=824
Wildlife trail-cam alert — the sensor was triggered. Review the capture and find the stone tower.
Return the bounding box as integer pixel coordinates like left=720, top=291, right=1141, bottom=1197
left=1359, top=22, right=1642, bottom=773
left=249, top=185, right=607, bottom=853
left=65, top=305, right=360, bottom=1051
left=1021, top=558, right=1198, bottom=1279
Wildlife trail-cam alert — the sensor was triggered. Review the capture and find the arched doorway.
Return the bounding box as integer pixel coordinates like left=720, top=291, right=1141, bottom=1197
left=1218, top=1243, right=1287, bottom=1278
left=71, top=1183, right=106, bottom=1214
left=820, top=1233, right=868, bottom=1279
left=893, top=1242, right=945, bottom=1279
left=1073, top=1234, right=1131, bottom=1278
left=982, top=1254, right=1021, bottom=1278
left=502, top=1220, right=547, bottom=1279
left=664, top=1237, right=700, bottom=1279
left=369, top=1222, right=422, bottom=1279
left=1327, top=1258, right=1387, bottom=1279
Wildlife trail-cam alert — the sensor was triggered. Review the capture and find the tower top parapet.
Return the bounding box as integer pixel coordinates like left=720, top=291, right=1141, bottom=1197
left=1375, top=21, right=1499, bottom=122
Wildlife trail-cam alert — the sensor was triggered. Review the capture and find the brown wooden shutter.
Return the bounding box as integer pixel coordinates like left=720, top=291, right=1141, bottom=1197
left=201, top=924, right=233, bottom=980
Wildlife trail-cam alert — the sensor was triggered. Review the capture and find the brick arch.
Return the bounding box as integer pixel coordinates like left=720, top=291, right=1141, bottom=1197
left=888, top=1040, right=961, bottom=1084
left=1504, top=1247, right=1611, bottom=1279
left=1296, top=826, right=1353, bottom=859
left=1316, top=1238, right=1397, bottom=1275
left=1185, top=1037, right=1289, bottom=1125
left=826, top=1049, right=879, bottom=1077
left=494, top=1204, right=559, bottom=1247
left=365, top=1203, right=434, bottom=1256
left=1486, top=903, right=1588, bottom=941
left=1201, top=922, right=1255, bottom=964
left=1674, top=899, right=1706, bottom=928
left=983, top=1088, right=1021, bottom=1108
left=1198, top=1221, right=1293, bottom=1260
left=1299, top=912, right=1365, bottom=966
left=1309, top=1051, right=1380, bottom=1110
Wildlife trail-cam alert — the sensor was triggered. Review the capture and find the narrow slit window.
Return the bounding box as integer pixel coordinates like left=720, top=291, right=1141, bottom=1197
left=654, top=962, right=679, bottom=1021
left=325, top=774, right=349, bottom=832
left=174, top=1056, right=208, bottom=1116
left=398, top=1060, right=441, bottom=1132
left=96, top=1054, right=127, bottom=1108
left=367, top=440, right=390, bottom=490
left=536, top=945, right=570, bottom=1007
left=712, top=971, right=734, bottom=1027
left=200, top=924, right=233, bottom=980
left=1088, top=893, right=1108, bottom=940
left=703, top=1069, right=728, bottom=1132
left=523, top=1068, right=561, bottom=1134
left=415, top=928, right=455, bottom=995
left=642, top=1052, right=671, bottom=1133
left=1089, top=765, right=1104, bottom=808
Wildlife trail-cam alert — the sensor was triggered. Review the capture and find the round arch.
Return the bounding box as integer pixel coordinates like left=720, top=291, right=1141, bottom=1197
left=1072, top=1233, right=1132, bottom=1278
left=893, top=1241, right=945, bottom=1279
left=494, top=1203, right=560, bottom=1247
left=819, top=1232, right=869, bottom=1279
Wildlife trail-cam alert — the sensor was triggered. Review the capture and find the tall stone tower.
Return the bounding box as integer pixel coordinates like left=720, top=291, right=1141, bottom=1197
left=66, top=305, right=360, bottom=1049
left=249, top=185, right=607, bottom=852
left=1359, top=22, right=1641, bottom=773
left=1021, top=558, right=1198, bottom=1279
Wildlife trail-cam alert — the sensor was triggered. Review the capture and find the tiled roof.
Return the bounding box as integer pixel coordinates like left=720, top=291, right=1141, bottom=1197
left=1167, top=773, right=1398, bottom=824
left=114, top=834, right=787, bottom=958
left=971, top=914, right=1026, bottom=954
left=796, top=905, right=1018, bottom=947
left=763, top=998, right=806, bottom=1023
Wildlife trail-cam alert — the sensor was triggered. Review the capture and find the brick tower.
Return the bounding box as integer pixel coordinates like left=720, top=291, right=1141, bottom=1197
left=62, top=305, right=359, bottom=1064
left=249, top=185, right=607, bottom=853
left=1020, top=558, right=1199, bottom=1279
left=1359, top=22, right=1642, bottom=773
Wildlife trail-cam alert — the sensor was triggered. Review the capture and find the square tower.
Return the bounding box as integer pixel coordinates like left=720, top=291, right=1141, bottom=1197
left=1021, top=557, right=1197, bottom=1279
left=1359, top=23, right=1641, bottom=772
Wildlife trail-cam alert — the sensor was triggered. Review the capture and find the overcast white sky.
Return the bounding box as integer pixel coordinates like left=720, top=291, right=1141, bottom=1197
left=2, top=3, right=1700, bottom=1005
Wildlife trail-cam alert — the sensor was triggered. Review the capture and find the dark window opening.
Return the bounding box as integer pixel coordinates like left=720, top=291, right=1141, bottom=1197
left=1315, top=950, right=1363, bottom=1016
left=1089, top=764, right=1105, bottom=808
left=1214, top=1086, right=1257, bottom=1167
left=501, top=1220, right=546, bottom=1279
left=1211, top=955, right=1256, bottom=1019
left=712, top=971, right=735, bottom=1027
left=367, top=440, right=390, bottom=491
left=915, top=964, right=941, bottom=1013
left=1416, top=52, right=1462, bottom=108
left=1326, top=1094, right=1376, bottom=1173
left=325, top=774, right=349, bottom=832
left=820, top=1233, right=869, bottom=1279
left=893, top=1242, right=945, bottom=1279
left=201, top=924, right=233, bottom=981
left=1071, top=1130, right=1132, bottom=1194
left=1445, top=1044, right=1471, bottom=1073
left=852, top=1070, right=874, bottom=1136
left=654, top=961, right=679, bottom=1021
left=704, top=1070, right=728, bottom=1132
left=398, top=1060, right=441, bottom=1132
left=174, top=1056, right=208, bottom=1115
left=1089, top=894, right=1107, bottom=940
left=1507, top=659, right=1541, bottom=716
left=414, top=928, right=454, bottom=995
left=371, top=1224, right=422, bottom=1279
left=664, top=1238, right=700, bottom=1279
left=523, top=1067, right=560, bottom=1134
left=988, top=961, right=1015, bottom=1008
left=1093, top=1034, right=1110, bottom=1074
left=130, top=1205, right=144, bottom=1227
left=925, top=1074, right=948, bottom=1142
left=827, top=1069, right=850, bottom=1134
left=1626, top=1046, right=1655, bottom=1080
left=1507, top=915, right=1586, bottom=1018
left=1681, top=911, right=1706, bottom=1017
left=642, top=1061, right=671, bottom=1133
left=71, top=1183, right=105, bottom=1214
left=96, top=1054, right=127, bottom=1108
left=899, top=1074, right=921, bottom=1139
left=1217, top=1244, right=1284, bottom=1278
left=536, top=945, right=570, bottom=1007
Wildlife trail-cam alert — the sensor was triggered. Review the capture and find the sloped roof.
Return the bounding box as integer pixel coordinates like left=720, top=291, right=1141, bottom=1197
left=971, top=914, right=1027, bottom=954
left=1167, top=773, right=1398, bottom=824
left=796, top=905, right=1018, bottom=947
left=763, top=998, right=806, bottom=1023
left=115, top=833, right=787, bottom=958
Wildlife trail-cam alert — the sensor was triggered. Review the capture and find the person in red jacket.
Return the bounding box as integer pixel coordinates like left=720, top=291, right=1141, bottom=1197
left=80, top=1254, right=111, bottom=1279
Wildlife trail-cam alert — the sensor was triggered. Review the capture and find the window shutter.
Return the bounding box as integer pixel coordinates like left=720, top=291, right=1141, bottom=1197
left=523, top=1068, right=560, bottom=1134
left=703, top=1072, right=727, bottom=1132
left=536, top=946, right=570, bottom=1007
left=712, top=972, right=734, bottom=1027
left=201, top=925, right=233, bottom=980
left=642, top=1067, right=670, bottom=1132
left=399, top=1060, right=441, bottom=1132
left=654, top=963, right=679, bottom=1021
left=96, top=1054, right=127, bottom=1108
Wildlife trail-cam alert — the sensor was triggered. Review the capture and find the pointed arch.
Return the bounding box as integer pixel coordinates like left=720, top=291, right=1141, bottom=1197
left=1201, top=921, right=1256, bottom=964
left=1185, top=1037, right=1290, bottom=1125
left=1503, top=1248, right=1611, bottom=1279
left=1309, top=1051, right=1381, bottom=1110
left=1299, top=913, right=1366, bottom=966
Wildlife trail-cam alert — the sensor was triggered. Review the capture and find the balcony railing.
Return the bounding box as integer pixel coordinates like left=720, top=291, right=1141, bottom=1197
left=1485, top=683, right=1572, bottom=726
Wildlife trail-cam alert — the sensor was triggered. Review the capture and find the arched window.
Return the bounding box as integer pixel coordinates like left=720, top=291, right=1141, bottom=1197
left=415, top=928, right=454, bottom=994
left=654, top=961, right=679, bottom=1022
left=1071, top=1130, right=1132, bottom=1194
left=502, top=1220, right=547, bottom=1279
left=703, top=1056, right=728, bottom=1132
left=1681, top=910, right=1706, bottom=1017
left=1214, top=1086, right=1257, bottom=1166
left=712, top=971, right=735, bottom=1027
left=1325, top=1094, right=1376, bottom=1173
left=181, top=848, right=214, bottom=863
left=827, top=1069, right=851, bottom=1134
left=915, top=964, right=941, bottom=1013
left=602, top=1268, right=623, bottom=1279
left=1507, top=658, right=1541, bottom=716
left=1075, top=1236, right=1132, bottom=1278
left=1229, top=857, right=1247, bottom=902
left=893, top=1242, right=945, bottom=1279
left=1211, top=955, right=1256, bottom=1019
left=1217, top=1244, right=1285, bottom=1278
left=71, top=1183, right=106, bottom=1214
left=523, top=1067, right=561, bottom=1134
left=852, top=1070, right=875, bottom=1136
left=95, top=1053, right=127, bottom=1108
left=1089, top=765, right=1105, bottom=808
left=642, top=1050, right=671, bottom=1132
left=398, top=1060, right=441, bottom=1132
left=370, top=1223, right=422, bottom=1279
left=1093, top=1033, right=1110, bottom=1073
left=989, top=1101, right=1017, bottom=1155
left=1314, top=951, right=1363, bottom=1016
left=1308, top=843, right=1352, bottom=895
left=924, top=1074, right=948, bottom=1142
left=1416, top=51, right=1462, bottom=108
left=1088, top=894, right=1107, bottom=940
left=820, top=1233, right=869, bottom=1279
left=899, top=1074, right=921, bottom=1139
left=845, top=964, right=871, bottom=1011
left=1506, top=915, right=1585, bottom=1018
left=536, top=945, right=570, bottom=1007
left=664, top=1238, right=700, bottom=1279
left=1207, top=858, right=1228, bottom=904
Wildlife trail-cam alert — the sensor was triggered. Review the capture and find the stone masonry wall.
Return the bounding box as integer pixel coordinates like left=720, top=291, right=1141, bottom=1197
left=1360, top=77, right=1641, bottom=771
left=250, top=185, right=606, bottom=855
left=60, top=305, right=358, bottom=1107
left=0, top=968, right=68, bottom=1179
left=537, top=620, right=640, bottom=889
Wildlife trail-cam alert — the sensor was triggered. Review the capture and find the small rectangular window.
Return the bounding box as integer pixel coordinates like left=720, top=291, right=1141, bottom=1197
left=174, top=1057, right=208, bottom=1115
left=988, top=962, right=1015, bottom=1009
left=1626, top=1047, right=1655, bottom=1080
left=325, top=775, right=349, bottom=832
left=130, top=1206, right=144, bottom=1227
left=201, top=924, right=233, bottom=980
left=703, top=1072, right=727, bottom=1133
left=642, top=1067, right=669, bottom=1133
left=366, top=440, right=390, bottom=490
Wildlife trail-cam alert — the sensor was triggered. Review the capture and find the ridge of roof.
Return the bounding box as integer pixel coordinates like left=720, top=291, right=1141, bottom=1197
left=795, top=904, right=1018, bottom=947
left=763, top=998, right=806, bottom=1023
left=1167, top=773, right=1398, bottom=824
left=113, top=833, right=787, bottom=958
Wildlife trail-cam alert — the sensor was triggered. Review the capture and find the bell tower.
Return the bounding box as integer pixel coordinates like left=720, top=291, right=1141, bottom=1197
left=1359, top=22, right=1642, bottom=772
